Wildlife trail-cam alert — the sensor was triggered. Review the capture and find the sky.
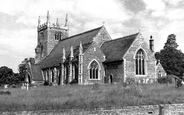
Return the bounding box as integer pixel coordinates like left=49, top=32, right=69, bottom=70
left=0, top=0, right=184, bottom=73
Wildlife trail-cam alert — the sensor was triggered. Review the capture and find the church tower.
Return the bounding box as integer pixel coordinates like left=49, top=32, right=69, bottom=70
left=35, top=11, right=69, bottom=63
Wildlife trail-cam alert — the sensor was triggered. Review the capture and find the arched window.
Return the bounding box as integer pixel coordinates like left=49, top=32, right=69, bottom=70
left=135, top=49, right=145, bottom=75
left=89, top=61, right=99, bottom=79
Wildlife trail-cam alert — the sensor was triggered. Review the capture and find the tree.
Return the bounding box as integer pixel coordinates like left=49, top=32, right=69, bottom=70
left=164, top=34, right=178, bottom=49
left=18, top=58, right=28, bottom=82
left=158, top=34, right=184, bottom=87
left=0, top=66, right=15, bottom=85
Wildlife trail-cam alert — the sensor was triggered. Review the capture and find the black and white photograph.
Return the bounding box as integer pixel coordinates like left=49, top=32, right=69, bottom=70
left=0, top=0, right=184, bottom=114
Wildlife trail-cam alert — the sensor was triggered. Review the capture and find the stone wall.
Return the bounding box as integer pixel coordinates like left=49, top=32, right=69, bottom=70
left=83, top=42, right=105, bottom=84
left=161, top=103, right=184, bottom=115
left=2, top=103, right=184, bottom=115
left=47, top=27, right=68, bottom=56
left=124, top=34, right=156, bottom=83
left=105, top=61, right=124, bottom=84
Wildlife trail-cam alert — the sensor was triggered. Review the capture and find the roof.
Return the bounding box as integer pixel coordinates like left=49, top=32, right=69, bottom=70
left=101, top=33, right=139, bottom=63
left=37, top=26, right=103, bottom=69
left=30, top=64, right=43, bottom=81
left=27, top=64, right=43, bottom=81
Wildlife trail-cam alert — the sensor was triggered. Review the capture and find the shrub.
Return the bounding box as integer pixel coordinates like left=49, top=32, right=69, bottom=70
left=70, top=79, right=77, bottom=84
left=43, top=81, right=49, bottom=86
left=157, top=76, right=172, bottom=84
left=0, top=91, right=11, bottom=95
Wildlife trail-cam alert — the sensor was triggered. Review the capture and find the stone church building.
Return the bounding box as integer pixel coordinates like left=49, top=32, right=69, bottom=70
left=26, top=12, right=162, bottom=85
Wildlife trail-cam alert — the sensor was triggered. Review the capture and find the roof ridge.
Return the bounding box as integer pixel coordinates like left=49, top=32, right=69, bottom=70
left=59, top=26, right=103, bottom=42
left=104, top=32, right=139, bottom=43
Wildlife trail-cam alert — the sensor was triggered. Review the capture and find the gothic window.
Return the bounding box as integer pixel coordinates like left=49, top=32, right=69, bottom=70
left=89, top=61, right=99, bottom=79
left=135, top=49, right=145, bottom=75
left=51, top=70, right=54, bottom=82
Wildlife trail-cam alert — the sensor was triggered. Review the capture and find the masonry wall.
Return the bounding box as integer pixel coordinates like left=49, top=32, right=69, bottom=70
left=83, top=42, right=105, bottom=84
left=104, top=61, right=124, bottom=84
left=35, top=28, right=48, bottom=62
left=47, top=27, right=68, bottom=55
left=3, top=103, right=184, bottom=115
left=124, top=34, right=156, bottom=83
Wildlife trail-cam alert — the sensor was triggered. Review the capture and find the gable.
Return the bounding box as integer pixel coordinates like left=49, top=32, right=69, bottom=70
left=156, top=61, right=166, bottom=76
left=123, top=33, right=155, bottom=61
left=93, top=26, right=112, bottom=47
left=101, top=33, right=139, bottom=63
left=84, top=42, right=105, bottom=61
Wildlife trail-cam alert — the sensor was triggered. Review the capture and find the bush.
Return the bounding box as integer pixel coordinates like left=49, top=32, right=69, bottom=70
left=43, top=81, right=49, bottom=86
left=158, top=76, right=172, bottom=84
left=70, top=79, right=77, bottom=84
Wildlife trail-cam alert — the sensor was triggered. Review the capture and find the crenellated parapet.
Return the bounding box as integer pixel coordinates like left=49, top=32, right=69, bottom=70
left=38, top=22, right=69, bottom=31
left=37, top=11, right=69, bottom=32
left=37, top=23, right=48, bottom=31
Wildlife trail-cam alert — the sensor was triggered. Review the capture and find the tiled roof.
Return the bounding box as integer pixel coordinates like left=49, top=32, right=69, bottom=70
left=101, top=33, right=139, bottom=63
left=37, top=26, right=103, bottom=69
left=28, top=64, right=43, bottom=81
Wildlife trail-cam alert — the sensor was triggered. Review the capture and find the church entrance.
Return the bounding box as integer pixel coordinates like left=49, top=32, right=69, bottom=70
left=109, top=74, right=113, bottom=84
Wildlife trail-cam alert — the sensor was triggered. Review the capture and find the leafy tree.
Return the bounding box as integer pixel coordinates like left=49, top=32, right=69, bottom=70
left=18, top=58, right=28, bottom=82
left=158, top=34, right=184, bottom=87
left=164, top=34, right=178, bottom=49
left=0, top=66, right=15, bottom=85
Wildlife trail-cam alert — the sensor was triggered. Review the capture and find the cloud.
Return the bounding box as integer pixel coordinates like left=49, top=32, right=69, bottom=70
left=0, top=0, right=27, bottom=15
left=164, top=0, right=183, bottom=6
left=0, top=0, right=134, bottom=72
left=1, top=0, right=184, bottom=73
left=142, top=0, right=165, bottom=11
left=165, top=8, right=184, bottom=20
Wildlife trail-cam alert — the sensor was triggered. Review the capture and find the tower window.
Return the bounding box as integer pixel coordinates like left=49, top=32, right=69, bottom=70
left=55, top=32, right=63, bottom=40
left=89, top=61, right=99, bottom=79
left=135, top=49, right=145, bottom=75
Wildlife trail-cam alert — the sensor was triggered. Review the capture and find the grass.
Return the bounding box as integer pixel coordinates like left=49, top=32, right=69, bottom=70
left=0, top=83, right=184, bottom=111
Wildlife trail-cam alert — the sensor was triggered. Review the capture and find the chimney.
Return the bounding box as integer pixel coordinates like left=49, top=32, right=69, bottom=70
left=149, top=35, right=154, bottom=52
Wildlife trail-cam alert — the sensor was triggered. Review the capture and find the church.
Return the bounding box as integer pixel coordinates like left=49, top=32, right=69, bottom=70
left=26, top=11, right=162, bottom=85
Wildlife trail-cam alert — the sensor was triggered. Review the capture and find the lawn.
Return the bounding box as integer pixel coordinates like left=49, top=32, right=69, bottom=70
left=0, top=83, right=184, bottom=111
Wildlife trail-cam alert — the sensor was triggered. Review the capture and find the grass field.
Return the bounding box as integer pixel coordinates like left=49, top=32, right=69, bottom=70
left=0, top=83, right=184, bottom=111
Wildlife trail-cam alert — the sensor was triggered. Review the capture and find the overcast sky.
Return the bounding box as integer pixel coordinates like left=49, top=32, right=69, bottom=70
left=0, top=0, right=184, bottom=72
